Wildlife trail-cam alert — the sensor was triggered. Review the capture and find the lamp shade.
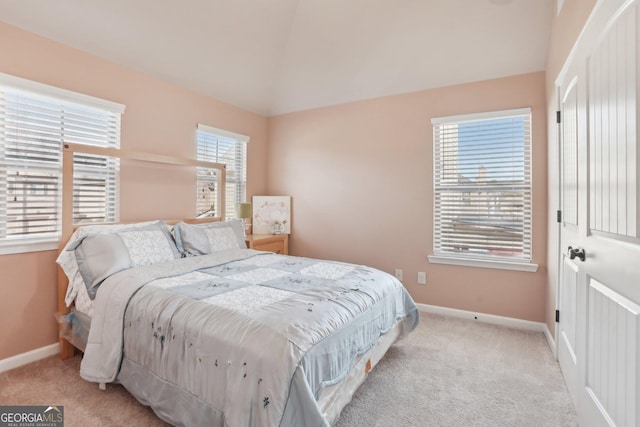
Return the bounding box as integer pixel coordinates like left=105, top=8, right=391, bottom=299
left=235, top=203, right=252, bottom=219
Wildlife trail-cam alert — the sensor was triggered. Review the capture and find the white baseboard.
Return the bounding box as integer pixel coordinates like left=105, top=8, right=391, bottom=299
left=416, top=303, right=546, bottom=332
left=0, top=343, right=59, bottom=374
left=544, top=324, right=557, bottom=357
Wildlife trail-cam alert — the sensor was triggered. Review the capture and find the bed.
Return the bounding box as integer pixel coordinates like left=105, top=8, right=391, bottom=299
left=56, top=144, right=419, bottom=427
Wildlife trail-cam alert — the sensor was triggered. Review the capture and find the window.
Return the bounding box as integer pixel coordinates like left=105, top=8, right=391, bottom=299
left=429, top=108, right=537, bottom=272
left=0, top=73, right=124, bottom=254
left=196, top=124, right=249, bottom=219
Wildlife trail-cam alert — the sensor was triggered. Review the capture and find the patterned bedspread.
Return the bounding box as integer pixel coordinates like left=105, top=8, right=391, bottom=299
left=80, top=249, right=418, bottom=426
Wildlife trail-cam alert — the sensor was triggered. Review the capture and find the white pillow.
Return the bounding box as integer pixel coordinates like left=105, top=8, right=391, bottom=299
left=57, top=220, right=170, bottom=309
left=75, top=227, right=178, bottom=299
left=172, top=219, right=246, bottom=256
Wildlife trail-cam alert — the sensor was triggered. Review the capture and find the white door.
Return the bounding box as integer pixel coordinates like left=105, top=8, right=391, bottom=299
left=557, top=1, right=640, bottom=426
left=558, top=68, right=581, bottom=411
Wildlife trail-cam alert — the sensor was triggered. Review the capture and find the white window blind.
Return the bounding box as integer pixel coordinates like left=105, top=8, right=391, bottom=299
left=196, top=124, right=248, bottom=219
left=0, top=73, right=123, bottom=249
left=432, top=108, right=532, bottom=263
left=73, top=153, right=119, bottom=224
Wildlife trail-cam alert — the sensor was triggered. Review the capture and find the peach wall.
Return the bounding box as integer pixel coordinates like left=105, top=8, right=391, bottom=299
left=268, top=72, right=548, bottom=322
left=0, top=21, right=268, bottom=360
left=0, top=251, right=58, bottom=360
left=544, top=0, right=597, bottom=337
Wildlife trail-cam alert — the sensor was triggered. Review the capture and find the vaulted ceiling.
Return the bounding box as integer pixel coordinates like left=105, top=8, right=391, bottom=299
left=0, top=0, right=555, bottom=116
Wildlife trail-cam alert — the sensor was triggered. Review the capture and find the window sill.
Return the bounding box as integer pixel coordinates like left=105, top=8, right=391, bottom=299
left=427, top=255, right=539, bottom=273
left=0, top=238, right=60, bottom=256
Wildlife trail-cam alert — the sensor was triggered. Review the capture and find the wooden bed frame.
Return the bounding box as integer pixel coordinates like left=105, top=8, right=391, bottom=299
left=57, top=143, right=227, bottom=359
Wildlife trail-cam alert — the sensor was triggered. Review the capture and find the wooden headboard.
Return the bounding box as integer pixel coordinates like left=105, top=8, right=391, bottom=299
left=57, top=143, right=227, bottom=359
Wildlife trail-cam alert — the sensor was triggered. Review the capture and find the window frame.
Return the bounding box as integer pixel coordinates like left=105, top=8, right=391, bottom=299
left=427, top=107, right=538, bottom=273
left=196, top=124, right=249, bottom=220
left=0, top=72, right=124, bottom=255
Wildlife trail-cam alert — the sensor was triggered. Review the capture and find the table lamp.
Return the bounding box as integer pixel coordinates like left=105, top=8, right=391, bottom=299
left=235, top=203, right=252, bottom=237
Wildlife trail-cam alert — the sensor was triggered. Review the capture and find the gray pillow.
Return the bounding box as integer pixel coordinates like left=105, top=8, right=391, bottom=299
left=173, top=219, right=246, bottom=256
left=74, top=221, right=180, bottom=298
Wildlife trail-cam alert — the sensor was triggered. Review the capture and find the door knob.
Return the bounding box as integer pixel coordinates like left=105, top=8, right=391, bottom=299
left=568, top=246, right=586, bottom=262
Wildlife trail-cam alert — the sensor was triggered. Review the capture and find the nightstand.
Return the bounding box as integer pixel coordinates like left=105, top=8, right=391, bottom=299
left=245, top=234, right=289, bottom=255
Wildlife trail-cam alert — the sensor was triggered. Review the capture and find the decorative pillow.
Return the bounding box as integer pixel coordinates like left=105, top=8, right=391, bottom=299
left=75, top=223, right=180, bottom=298
left=173, top=219, right=246, bottom=256
left=74, top=233, right=133, bottom=299
left=56, top=221, right=180, bottom=304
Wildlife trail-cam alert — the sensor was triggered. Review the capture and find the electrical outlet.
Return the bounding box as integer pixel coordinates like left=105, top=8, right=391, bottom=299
left=395, top=269, right=403, bottom=281
left=417, top=272, right=427, bottom=285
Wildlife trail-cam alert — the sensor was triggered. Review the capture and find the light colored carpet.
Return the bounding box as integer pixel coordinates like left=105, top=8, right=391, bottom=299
left=0, top=313, right=576, bottom=426
left=335, top=313, right=577, bottom=427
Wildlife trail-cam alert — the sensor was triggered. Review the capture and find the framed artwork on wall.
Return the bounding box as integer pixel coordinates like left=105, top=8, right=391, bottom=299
left=252, top=196, right=291, bottom=235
